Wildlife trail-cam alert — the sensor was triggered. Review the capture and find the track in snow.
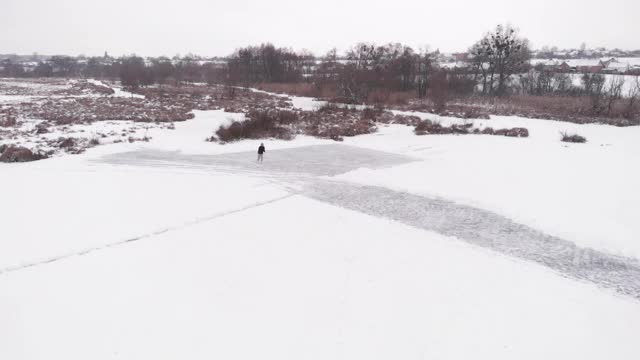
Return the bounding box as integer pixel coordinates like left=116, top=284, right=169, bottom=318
left=0, top=194, right=294, bottom=275
left=97, top=144, right=640, bottom=300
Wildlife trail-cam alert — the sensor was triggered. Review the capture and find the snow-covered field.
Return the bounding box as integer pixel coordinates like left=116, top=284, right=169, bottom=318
left=343, top=112, right=640, bottom=258
left=1, top=90, right=640, bottom=359
left=0, top=78, right=177, bottom=156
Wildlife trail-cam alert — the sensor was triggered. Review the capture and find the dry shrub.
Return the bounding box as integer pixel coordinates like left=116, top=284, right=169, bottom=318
left=401, top=93, right=637, bottom=126
left=361, top=106, right=385, bottom=121
left=316, top=103, right=345, bottom=113
left=366, top=89, right=413, bottom=106
left=429, top=70, right=449, bottom=112
left=35, top=122, right=50, bottom=134
left=461, top=106, right=490, bottom=119
left=459, top=95, right=638, bottom=126
left=315, top=83, right=339, bottom=99
left=57, top=137, right=76, bottom=148
left=414, top=120, right=454, bottom=135
left=0, top=145, right=48, bottom=162
left=303, top=105, right=377, bottom=140
left=0, top=108, right=18, bottom=127
left=506, top=128, right=529, bottom=137
left=493, top=128, right=529, bottom=137
left=215, top=109, right=298, bottom=142
left=127, top=136, right=152, bottom=143
left=20, top=97, right=195, bottom=124
left=405, top=98, right=491, bottom=120
left=415, top=120, right=528, bottom=138
left=560, top=131, right=587, bottom=143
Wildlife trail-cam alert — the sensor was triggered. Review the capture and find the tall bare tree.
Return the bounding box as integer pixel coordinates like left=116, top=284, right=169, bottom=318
left=470, top=25, right=531, bottom=96
left=625, top=77, right=640, bottom=120
left=605, top=76, right=625, bottom=115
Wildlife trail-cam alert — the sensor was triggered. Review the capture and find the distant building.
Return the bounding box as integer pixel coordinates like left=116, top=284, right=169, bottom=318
left=558, top=59, right=604, bottom=73
left=452, top=53, right=468, bottom=61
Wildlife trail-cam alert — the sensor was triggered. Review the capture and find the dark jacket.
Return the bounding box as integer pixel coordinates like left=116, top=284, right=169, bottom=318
left=258, top=145, right=265, bottom=154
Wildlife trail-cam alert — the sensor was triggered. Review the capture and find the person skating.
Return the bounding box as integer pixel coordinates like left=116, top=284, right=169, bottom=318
left=257, top=143, right=265, bottom=163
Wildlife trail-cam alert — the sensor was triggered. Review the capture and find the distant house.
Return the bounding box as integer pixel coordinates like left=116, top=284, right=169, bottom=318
left=453, top=53, right=468, bottom=62
left=23, top=61, right=38, bottom=72
left=600, top=58, right=635, bottom=74
left=437, top=61, right=468, bottom=70
left=579, top=65, right=603, bottom=73
left=627, top=65, right=640, bottom=75
left=531, top=58, right=607, bottom=73
left=530, top=59, right=564, bottom=71
left=562, top=59, right=603, bottom=73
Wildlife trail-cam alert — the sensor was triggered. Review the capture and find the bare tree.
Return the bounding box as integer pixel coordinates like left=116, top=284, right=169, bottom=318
left=605, top=76, right=625, bottom=115
left=582, top=73, right=606, bottom=113
left=416, top=49, right=432, bottom=99
left=429, top=69, right=449, bottom=111
left=626, top=77, right=640, bottom=120
left=119, top=56, right=147, bottom=88
left=470, top=25, right=531, bottom=96
left=48, top=56, right=78, bottom=77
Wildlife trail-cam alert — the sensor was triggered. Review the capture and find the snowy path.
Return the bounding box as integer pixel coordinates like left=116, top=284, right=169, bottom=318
left=99, top=144, right=640, bottom=300
left=305, top=181, right=640, bottom=300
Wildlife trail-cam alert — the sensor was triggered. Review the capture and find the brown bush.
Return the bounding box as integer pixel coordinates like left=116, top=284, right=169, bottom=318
left=456, top=95, right=637, bottom=126
left=302, top=105, right=377, bottom=140
left=561, top=131, right=587, bottom=143
left=19, top=97, right=195, bottom=124
left=395, top=92, right=637, bottom=126
left=215, top=109, right=298, bottom=142
left=429, top=70, right=449, bottom=112
left=386, top=114, right=422, bottom=125
left=0, top=145, right=47, bottom=162
left=127, top=136, right=152, bottom=143
left=35, top=122, right=50, bottom=134
left=414, top=120, right=453, bottom=135
left=415, top=121, right=528, bottom=138
left=316, top=102, right=348, bottom=113
left=58, top=137, right=76, bottom=148
left=361, top=106, right=385, bottom=120
left=0, top=108, right=18, bottom=127
left=506, top=128, right=529, bottom=137
left=366, top=89, right=413, bottom=106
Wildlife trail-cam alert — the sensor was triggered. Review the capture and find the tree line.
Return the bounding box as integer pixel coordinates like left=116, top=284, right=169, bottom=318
left=2, top=24, right=638, bottom=108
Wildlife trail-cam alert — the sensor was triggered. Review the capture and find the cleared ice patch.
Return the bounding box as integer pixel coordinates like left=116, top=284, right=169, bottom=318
left=100, top=144, right=417, bottom=176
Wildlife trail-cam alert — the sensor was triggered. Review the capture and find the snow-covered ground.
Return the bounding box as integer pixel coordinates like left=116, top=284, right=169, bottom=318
left=87, top=79, right=145, bottom=98
left=0, top=79, right=174, bottom=156
left=1, top=92, right=640, bottom=359
left=338, top=114, right=640, bottom=258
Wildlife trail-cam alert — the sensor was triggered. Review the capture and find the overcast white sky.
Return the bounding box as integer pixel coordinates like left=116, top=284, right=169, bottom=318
left=2, top=0, right=639, bottom=57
